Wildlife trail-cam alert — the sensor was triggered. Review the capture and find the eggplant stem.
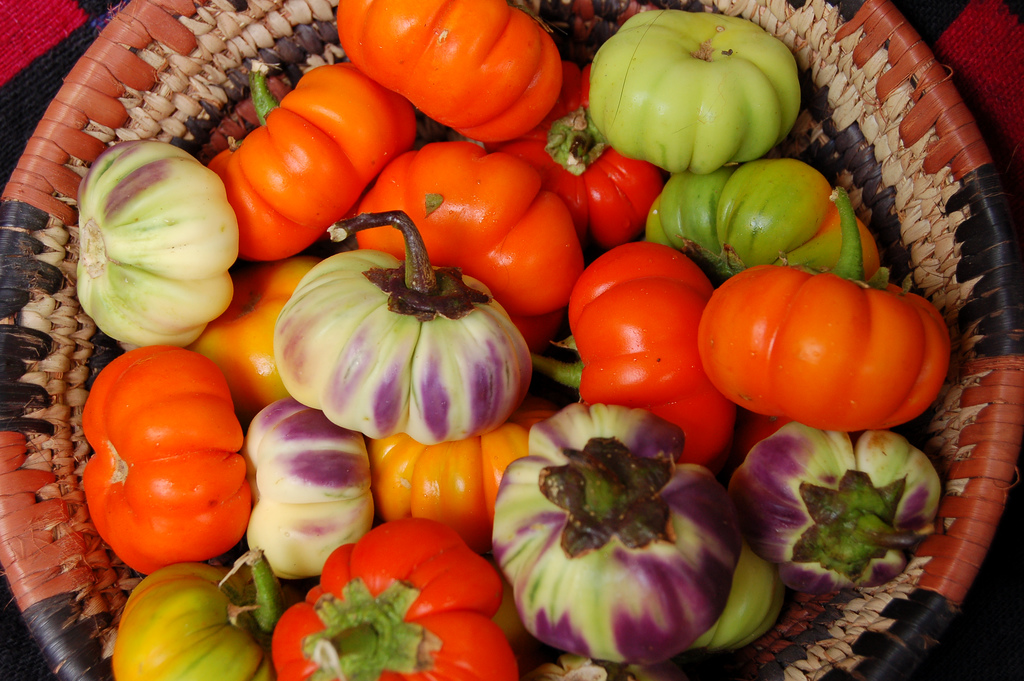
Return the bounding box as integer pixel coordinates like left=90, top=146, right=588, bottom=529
left=334, top=211, right=439, bottom=295
left=531, top=352, right=583, bottom=390
left=217, top=549, right=286, bottom=649
left=865, top=527, right=928, bottom=551
left=248, top=550, right=286, bottom=637
left=248, top=61, right=279, bottom=127
left=830, top=187, right=865, bottom=282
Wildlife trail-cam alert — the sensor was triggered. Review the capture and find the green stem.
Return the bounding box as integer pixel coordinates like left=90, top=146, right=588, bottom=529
left=220, top=550, right=286, bottom=650
left=331, top=210, right=490, bottom=322
left=248, top=551, right=286, bottom=639
left=557, top=335, right=578, bottom=352
left=531, top=352, right=583, bottom=390
left=831, top=186, right=865, bottom=282
left=857, top=514, right=928, bottom=551
left=680, top=239, right=748, bottom=287
left=249, top=62, right=279, bottom=126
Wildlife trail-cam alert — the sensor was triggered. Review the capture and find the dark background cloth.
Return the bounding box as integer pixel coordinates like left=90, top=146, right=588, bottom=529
left=1, top=1, right=1022, bottom=679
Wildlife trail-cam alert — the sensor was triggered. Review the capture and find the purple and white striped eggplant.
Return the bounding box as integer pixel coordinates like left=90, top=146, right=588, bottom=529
left=492, top=402, right=742, bottom=665
left=274, top=211, right=532, bottom=445
left=243, top=398, right=374, bottom=579
left=728, top=422, right=942, bottom=594
left=520, top=653, right=690, bottom=681
left=76, top=140, right=238, bottom=347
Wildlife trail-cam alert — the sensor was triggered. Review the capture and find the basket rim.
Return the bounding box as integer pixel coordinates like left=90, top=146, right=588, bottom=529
left=2, top=1, right=1024, bottom=680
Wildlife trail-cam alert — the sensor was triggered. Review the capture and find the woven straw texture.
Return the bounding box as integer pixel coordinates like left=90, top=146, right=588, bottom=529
left=1, top=0, right=1022, bottom=680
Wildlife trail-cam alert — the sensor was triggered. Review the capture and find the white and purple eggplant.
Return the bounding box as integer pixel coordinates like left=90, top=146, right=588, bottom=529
left=521, top=653, right=690, bottom=681
left=76, top=140, right=238, bottom=347
left=728, top=422, right=942, bottom=594
left=243, top=398, right=374, bottom=579
left=492, top=402, right=743, bottom=665
left=274, top=210, right=532, bottom=445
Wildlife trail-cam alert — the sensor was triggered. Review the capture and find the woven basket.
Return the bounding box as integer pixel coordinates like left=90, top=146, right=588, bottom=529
left=2, top=0, right=1022, bottom=679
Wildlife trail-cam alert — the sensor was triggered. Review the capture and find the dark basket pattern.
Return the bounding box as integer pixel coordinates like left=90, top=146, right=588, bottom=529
left=2, top=0, right=1022, bottom=680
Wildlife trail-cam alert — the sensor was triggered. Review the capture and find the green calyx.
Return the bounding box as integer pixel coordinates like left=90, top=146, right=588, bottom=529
left=793, top=469, right=924, bottom=580
left=545, top=107, right=608, bottom=176
left=540, top=437, right=674, bottom=558
left=367, top=263, right=490, bottom=322
left=333, top=210, right=490, bottom=321
left=303, top=579, right=439, bottom=681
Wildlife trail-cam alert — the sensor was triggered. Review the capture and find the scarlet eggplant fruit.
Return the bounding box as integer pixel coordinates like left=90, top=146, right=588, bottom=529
left=244, top=398, right=375, bottom=579
left=496, top=60, right=665, bottom=251
left=532, top=241, right=736, bottom=470
left=492, top=403, right=742, bottom=664
left=82, top=345, right=250, bottom=575
left=367, top=396, right=558, bottom=554
left=271, top=517, right=518, bottom=681
left=697, top=188, right=951, bottom=432
left=188, top=256, right=320, bottom=428
left=728, top=422, right=941, bottom=593
left=646, top=158, right=880, bottom=283
left=336, top=0, right=562, bottom=142
left=352, top=141, right=584, bottom=352
left=208, top=63, right=416, bottom=261
left=588, top=10, right=800, bottom=174
left=76, top=140, right=238, bottom=347
left=113, top=551, right=285, bottom=681
left=275, top=211, right=532, bottom=445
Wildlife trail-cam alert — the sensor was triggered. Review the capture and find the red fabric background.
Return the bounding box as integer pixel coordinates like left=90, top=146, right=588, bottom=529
left=934, top=0, right=1024, bottom=248
left=0, top=1, right=88, bottom=85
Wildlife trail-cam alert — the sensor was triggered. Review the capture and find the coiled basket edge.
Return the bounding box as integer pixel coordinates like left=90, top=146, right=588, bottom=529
left=1, top=0, right=1023, bottom=680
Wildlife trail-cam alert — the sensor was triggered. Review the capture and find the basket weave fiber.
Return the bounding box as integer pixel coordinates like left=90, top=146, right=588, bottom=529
left=1, top=0, right=1022, bottom=680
